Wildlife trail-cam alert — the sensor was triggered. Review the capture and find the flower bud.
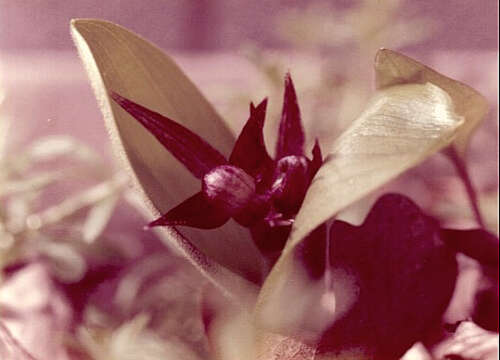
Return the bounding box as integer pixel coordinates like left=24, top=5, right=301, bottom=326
left=202, top=165, right=256, bottom=215
left=271, top=155, right=310, bottom=214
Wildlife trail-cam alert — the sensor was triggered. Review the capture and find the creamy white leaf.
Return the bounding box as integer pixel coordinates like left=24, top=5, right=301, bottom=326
left=71, top=19, right=263, bottom=288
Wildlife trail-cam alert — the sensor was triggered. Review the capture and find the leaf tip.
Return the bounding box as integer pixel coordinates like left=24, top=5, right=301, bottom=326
left=70, top=18, right=114, bottom=31
left=374, top=48, right=409, bottom=89
left=257, top=97, right=268, bottom=111
left=284, top=71, right=296, bottom=93
left=374, top=47, right=393, bottom=64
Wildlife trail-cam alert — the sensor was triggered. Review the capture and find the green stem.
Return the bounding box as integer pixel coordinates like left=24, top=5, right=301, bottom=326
left=445, top=147, right=485, bottom=229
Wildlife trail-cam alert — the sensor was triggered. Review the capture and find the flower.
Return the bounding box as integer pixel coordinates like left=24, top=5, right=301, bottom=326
left=71, top=19, right=497, bottom=360
left=109, top=75, right=496, bottom=358
left=111, top=74, right=322, bottom=257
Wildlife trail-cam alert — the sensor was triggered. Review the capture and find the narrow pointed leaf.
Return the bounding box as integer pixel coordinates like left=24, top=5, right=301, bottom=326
left=276, top=73, right=305, bottom=159
left=440, top=228, right=499, bottom=266
left=375, top=48, right=489, bottom=156
left=71, top=19, right=262, bottom=287
left=229, top=99, right=273, bottom=178
left=149, top=192, right=230, bottom=229
left=112, top=93, right=227, bottom=178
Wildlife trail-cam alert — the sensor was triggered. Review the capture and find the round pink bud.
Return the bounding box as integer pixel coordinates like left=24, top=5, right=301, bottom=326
left=202, top=165, right=256, bottom=214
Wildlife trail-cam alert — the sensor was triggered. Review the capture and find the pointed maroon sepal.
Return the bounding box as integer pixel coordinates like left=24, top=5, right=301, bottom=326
left=111, top=92, right=227, bottom=178
left=309, top=139, right=323, bottom=178
left=249, top=101, right=256, bottom=112
left=147, top=192, right=230, bottom=229
left=229, top=98, right=273, bottom=179
left=276, top=73, right=305, bottom=159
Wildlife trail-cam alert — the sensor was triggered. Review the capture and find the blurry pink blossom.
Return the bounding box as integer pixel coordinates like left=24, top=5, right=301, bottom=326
left=0, top=263, right=71, bottom=360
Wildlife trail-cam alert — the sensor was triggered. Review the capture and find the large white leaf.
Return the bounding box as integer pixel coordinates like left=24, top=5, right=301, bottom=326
left=70, top=19, right=263, bottom=285
left=284, top=83, right=463, bottom=254
left=255, top=83, right=464, bottom=343
left=375, top=48, right=489, bottom=157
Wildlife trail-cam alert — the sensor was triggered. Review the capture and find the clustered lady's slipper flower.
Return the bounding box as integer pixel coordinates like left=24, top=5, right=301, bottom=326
left=111, top=73, right=323, bottom=261
left=71, top=19, right=498, bottom=360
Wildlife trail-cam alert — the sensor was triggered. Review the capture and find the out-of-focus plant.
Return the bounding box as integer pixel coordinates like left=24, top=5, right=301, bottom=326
left=239, top=0, right=436, bottom=148
left=239, top=0, right=498, bottom=238
left=0, top=109, right=209, bottom=359
left=0, top=117, right=128, bottom=357
left=0, top=133, right=126, bottom=279
left=70, top=18, right=498, bottom=360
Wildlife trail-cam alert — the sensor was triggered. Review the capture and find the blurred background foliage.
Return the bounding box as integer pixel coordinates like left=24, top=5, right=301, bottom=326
left=0, top=1, right=498, bottom=359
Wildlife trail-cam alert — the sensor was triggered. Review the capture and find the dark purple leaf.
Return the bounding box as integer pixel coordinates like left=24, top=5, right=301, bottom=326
left=440, top=228, right=499, bottom=267
left=276, top=73, right=305, bottom=159
left=315, top=194, right=458, bottom=359
left=229, top=99, right=273, bottom=179
left=472, top=286, right=499, bottom=332
left=148, top=192, right=230, bottom=229
left=111, top=92, right=227, bottom=178
left=440, top=229, right=499, bottom=332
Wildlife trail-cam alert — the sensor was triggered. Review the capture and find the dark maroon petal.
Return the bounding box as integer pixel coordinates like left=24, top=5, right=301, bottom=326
left=111, top=92, right=227, bottom=178
left=250, top=219, right=291, bottom=256
left=271, top=155, right=310, bottom=215
left=440, top=228, right=499, bottom=266
left=309, top=139, right=323, bottom=179
left=472, top=285, right=499, bottom=332
left=148, top=192, right=230, bottom=229
left=316, top=193, right=457, bottom=358
left=229, top=99, right=273, bottom=179
left=276, top=73, right=305, bottom=159
left=233, top=194, right=271, bottom=227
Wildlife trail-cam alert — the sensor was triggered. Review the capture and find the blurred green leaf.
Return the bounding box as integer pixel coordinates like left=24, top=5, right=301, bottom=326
left=82, top=193, right=119, bottom=243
